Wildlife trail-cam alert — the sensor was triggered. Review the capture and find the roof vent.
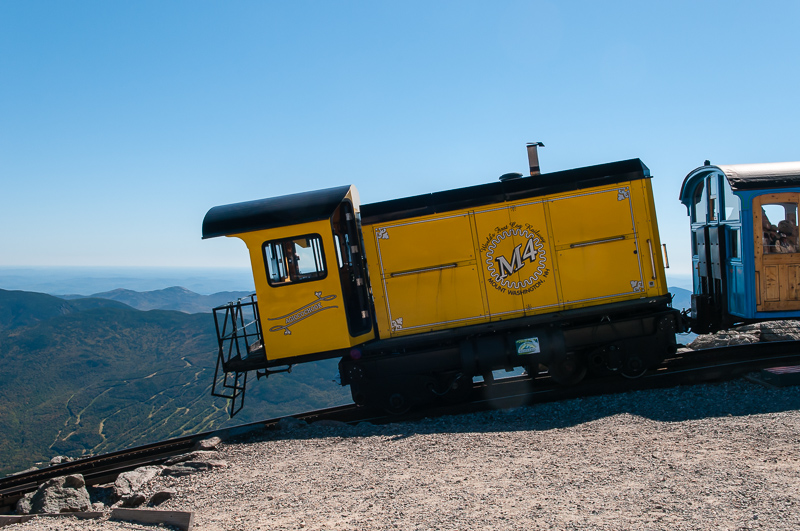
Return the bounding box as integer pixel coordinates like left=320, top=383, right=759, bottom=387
left=527, top=142, right=545, bottom=176
left=499, top=172, right=523, bottom=182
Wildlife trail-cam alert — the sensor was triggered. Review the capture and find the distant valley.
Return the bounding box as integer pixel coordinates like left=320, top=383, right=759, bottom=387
left=0, top=288, right=350, bottom=476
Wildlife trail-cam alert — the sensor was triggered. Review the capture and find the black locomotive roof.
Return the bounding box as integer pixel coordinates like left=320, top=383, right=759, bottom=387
left=202, top=159, right=651, bottom=237
left=202, top=185, right=353, bottom=239
left=360, top=158, right=650, bottom=224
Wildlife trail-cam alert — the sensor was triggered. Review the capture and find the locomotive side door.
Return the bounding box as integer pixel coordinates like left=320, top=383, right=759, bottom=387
left=331, top=200, right=374, bottom=337
left=753, top=193, right=800, bottom=312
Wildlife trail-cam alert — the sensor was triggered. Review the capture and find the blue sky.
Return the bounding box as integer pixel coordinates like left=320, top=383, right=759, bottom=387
left=1, top=1, right=799, bottom=282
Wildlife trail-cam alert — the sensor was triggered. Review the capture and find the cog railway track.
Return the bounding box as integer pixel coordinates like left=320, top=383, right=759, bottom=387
left=2, top=340, right=799, bottom=511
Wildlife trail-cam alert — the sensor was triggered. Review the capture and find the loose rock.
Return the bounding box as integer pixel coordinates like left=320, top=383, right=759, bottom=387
left=113, top=465, right=162, bottom=498
left=149, top=488, right=176, bottom=506
left=161, top=460, right=227, bottom=477
left=28, top=474, right=91, bottom=514
left=193, top=436, right=222, bottom=451
left=162, top=450, right=218, bottom=466
left=119, top=493, right=147, bottom=508
left=15, top=492, right=34, bottom=515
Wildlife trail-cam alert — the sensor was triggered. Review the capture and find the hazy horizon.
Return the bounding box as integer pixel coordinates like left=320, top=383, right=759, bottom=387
left=0, top=266, right=255, bottom=296
left=0, top=265, right=693, bottom=297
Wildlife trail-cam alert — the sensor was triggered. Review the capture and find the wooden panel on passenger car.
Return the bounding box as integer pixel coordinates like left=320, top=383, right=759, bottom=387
left=764, top=266, right=780, bottom=301
left=787, top=265, right=800, bottom=301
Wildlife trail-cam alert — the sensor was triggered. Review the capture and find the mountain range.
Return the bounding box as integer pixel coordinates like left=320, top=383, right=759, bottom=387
left=60, top=286, right=253, bottom=314
left=0, top=288, right=350, bottom=476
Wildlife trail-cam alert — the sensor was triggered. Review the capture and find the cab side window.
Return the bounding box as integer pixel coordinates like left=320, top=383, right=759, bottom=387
left=263, top=235, right=327, bottom=286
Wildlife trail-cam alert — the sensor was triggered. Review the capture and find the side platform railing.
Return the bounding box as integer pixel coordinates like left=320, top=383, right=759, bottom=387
left=211, top=294, right=268, bottom=417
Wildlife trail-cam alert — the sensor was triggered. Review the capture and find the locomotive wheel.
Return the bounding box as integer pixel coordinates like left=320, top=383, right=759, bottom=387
left=548, top=352, right=587, bottom=386
left=620, top=355, right=648, bottom=379
left=385, top=391, right=410, bottom=415
left=380, top=375, right=434, bottom=414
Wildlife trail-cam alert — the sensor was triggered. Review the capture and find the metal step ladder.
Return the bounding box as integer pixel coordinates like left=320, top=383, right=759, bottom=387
left=210, top=294, right=267, bottom=417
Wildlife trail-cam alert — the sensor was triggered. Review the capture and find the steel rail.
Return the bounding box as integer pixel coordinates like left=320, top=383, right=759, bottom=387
left=2, top=340, right=799, bottom=510
left=0, top=404, right=364, bottom=509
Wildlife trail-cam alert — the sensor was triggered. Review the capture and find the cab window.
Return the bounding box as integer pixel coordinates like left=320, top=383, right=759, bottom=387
left=263, top=235, right=327, bottom=286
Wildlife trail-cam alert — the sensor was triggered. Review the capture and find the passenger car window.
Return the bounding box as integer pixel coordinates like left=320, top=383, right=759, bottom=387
left=691, top=180, right=707, bottom=223
left=728, top=228, right=740, bottom=259
left=263, top=235, right=327, bottom=286
left=708, top=176, right=719, bottom=222
left=723, top=181, right=740, bottom=221
left=761, top=203, right=798, bottom=254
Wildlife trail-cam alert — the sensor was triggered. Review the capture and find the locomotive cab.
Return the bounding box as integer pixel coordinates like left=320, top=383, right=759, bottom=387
left=680, top=161, right=800, bottom=332
left=202, top=185, right=375, bottom=413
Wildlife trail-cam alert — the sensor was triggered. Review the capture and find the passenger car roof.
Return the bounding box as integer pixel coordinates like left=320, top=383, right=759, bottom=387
left=716, top=162, right=800, bottom=191
left=680, top=161, right=800, bottom=204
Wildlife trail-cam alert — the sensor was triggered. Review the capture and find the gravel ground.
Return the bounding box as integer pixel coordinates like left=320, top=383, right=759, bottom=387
left=6, top=378, right=800, bottom=530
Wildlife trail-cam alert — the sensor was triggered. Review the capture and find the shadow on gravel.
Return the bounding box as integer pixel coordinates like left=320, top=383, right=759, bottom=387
left=231, top=378, right=800, bottom=444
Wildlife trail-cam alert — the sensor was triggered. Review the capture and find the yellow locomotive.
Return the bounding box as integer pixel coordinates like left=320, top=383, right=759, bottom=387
left=203, top=145, right=681, bottom=414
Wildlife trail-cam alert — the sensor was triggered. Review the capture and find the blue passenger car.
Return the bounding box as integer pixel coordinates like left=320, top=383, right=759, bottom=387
left=680, top=161, right=800, bottom=332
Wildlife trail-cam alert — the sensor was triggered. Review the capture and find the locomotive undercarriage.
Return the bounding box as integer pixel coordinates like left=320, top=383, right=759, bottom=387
left=340, top=297, right=682, bottom=413
left=211, top=295, right=682, bottom=416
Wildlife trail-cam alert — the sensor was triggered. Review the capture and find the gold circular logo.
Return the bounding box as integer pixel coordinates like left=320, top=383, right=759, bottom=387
left=482, top=224, right=549, bottom=295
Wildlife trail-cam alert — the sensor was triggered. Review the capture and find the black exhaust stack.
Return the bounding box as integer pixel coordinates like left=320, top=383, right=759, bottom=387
left=527, top=142, right=545, bottom=176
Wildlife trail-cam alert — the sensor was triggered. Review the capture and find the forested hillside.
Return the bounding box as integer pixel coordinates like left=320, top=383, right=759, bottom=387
left=0, top=289, right=350, bottom=476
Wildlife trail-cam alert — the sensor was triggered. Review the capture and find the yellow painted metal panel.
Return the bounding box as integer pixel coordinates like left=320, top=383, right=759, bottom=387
left=361, top=178, right=667, bottom=338
left=631, top=180, right=669, bottom=297
left=509, top=203, right=561, bottom=314
left=548, top=187, right=635, bottom=247
left=373, top=214, right=475, bottom=273
left=557, top=237, right=644, bottom=303
left=383, top=265, right=486, bottom=334
left=544, top=184, right=647, bottom=306
left=473, top=208, right=526, bottom=318
left=371, top=213, right=486, bottom=335
left=361, top=227, right=391, bottom=338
